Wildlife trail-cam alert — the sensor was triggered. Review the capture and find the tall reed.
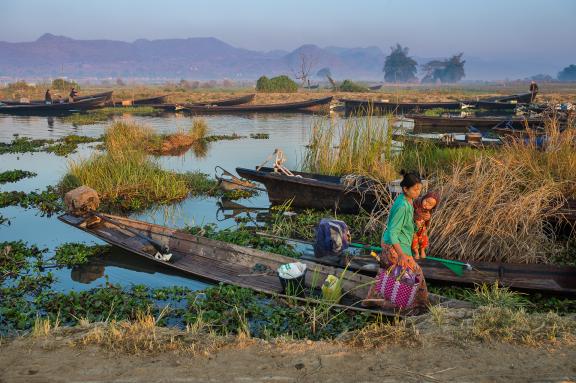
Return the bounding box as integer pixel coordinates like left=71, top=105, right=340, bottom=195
left=301, top=114, right=397, bottom=181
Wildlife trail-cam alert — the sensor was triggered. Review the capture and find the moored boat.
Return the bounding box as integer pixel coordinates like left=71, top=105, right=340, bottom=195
left=59, top=212, right=468, bottom=315
left=343, top=99, right=461, bottom=115
left=236, top=166, right=393, bottom=213
left=0, top=95, right=109, bottom=115
left=182, top=96, right=333, bottom=113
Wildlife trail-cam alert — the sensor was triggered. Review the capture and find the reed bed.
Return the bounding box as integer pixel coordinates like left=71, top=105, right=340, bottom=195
left=301, top=114, right=397, bottom=182
left=303, top=112, right=575, bottom=264
left=428, top=123, right=576, bottom=263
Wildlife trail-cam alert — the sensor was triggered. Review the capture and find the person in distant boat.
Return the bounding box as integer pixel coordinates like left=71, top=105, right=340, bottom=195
left=44, top=89, right=52, bottom=104
left=530, top=81, right=539, bottom=103
left=69, top=87, right=78, bottom=102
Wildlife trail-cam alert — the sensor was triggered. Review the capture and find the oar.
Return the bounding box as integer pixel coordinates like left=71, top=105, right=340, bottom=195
left=347, top=243, right=471, bottom=277
left=255, top=232, right=471, bottom=276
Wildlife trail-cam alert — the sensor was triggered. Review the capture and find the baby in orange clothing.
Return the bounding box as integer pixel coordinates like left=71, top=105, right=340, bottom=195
left=412, top=192, right=440, bottom=260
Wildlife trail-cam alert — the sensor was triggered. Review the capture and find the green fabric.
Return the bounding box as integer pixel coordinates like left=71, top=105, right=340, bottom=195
left=382, top=194, right=416, bottom=256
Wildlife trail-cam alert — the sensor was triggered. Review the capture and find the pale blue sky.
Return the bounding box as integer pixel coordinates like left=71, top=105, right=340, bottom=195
left=1, top=0, right=575, bottom=60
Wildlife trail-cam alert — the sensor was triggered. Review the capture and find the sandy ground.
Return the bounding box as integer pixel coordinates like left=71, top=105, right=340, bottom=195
left=1, top=332, right=575, bottom=383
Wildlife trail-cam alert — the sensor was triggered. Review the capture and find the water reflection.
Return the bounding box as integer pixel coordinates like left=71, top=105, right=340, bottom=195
left=70, top=247, right=209, bottom=290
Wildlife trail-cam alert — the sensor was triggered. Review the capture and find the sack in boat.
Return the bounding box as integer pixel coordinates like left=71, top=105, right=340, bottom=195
left=313, top=219, right=350, bottom=258
left=64, top=186, right=100, bottom=216
left=374, top=265, right=420, bottom=308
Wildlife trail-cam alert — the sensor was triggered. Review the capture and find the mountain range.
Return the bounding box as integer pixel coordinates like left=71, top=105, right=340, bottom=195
left=0, top=34, right=569, bottom=81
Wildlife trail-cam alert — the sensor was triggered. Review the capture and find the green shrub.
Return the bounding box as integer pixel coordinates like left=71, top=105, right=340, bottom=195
left=339, top=80, right=368, bottom=92
left=256, top=75, right=298, bottom=93
left=51, top=78, right=80, bottom=91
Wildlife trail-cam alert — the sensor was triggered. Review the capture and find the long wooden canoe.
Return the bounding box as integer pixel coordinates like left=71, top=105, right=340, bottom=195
left=0, top=96, right=109, bottom=115
left=489, top=92, right=534, bottom=103
left=392, top=133, right=502, bottom=148
left=300, top=250, right=576, bottom=296
left=236, top=166, right=397, bottom=213
left=462, top=100, right=520, bottom=111
left=343, top=99, right=461, bottom=115
left=112, top=94, right=168, bottom=106
left=182, top=96, right=333, bottom=113
left=186, top=94, right=256, bottom=107
left=1, top=91, right=114, bottom=106
left=58, top=213, right=468, bottom=315
left=408, top=114, right=547, bottom=133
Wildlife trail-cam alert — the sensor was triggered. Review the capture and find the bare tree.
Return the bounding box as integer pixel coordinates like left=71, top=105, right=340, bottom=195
left=292, top=53, right=317, bottom=87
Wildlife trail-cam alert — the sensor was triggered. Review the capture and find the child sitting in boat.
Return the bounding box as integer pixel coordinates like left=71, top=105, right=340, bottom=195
left=411, top=191, right=440, bottom=260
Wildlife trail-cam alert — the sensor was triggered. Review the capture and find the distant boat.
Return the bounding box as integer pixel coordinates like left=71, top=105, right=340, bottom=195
left=184, top=93, right=256, bottom=107
left=407, top=114, right=548, bottom=133
left=343, top=99, right=461, bottom=115
left=0, top=96, right=109, bottom=115
left=113, top=94, right=168, bottom=106
left=368, top=84, right=383, bottom=91
left=181, top=96, right=333, bottom=113
left=1, top=91, right=113, bottom=106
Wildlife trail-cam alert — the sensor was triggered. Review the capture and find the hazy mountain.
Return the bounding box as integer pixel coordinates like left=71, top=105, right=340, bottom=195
left=0, top=34, right=569, bottom=81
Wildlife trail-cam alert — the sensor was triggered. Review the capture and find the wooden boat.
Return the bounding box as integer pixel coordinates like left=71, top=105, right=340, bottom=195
left=462, top=100, right=519, bottom=111
left=185, top=94, right=256, bottom=107
left=113, top=94, right=168, bottom=106
left=299, top=251, right=576, bottom=296
left=75, top=91, right=114, bottom=103
left=408, top=114, right=546, bottom=133
left=236, top=166, right=400, bottom=213
left=1, top=91, right=114, bottom=105
left=489, top=92, right=533, bottom=103
left=343, top=99, right=461, bottom=115
left=182, top=96, right=333, bottom=113
left=392, top=133, right=502, bottom=148
left=59, top=212, right=468, bottom=315
left=0, top=96, right=109, bottom=115
left=369, top=84, right=383, bottom=91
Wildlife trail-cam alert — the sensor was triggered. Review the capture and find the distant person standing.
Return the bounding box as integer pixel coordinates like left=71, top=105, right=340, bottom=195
left=530, top=81, right=539, bottom=103
left=69, top=87, right=78, bottom=102
left=44, top=89, right=52, bottom=104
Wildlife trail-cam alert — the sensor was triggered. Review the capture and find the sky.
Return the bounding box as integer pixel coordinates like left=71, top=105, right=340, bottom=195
left=1, top=0, right=575, bottom=61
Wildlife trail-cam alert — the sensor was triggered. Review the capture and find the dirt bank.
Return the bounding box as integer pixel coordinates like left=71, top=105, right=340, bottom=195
left=1, top=326, right=575, bottom=383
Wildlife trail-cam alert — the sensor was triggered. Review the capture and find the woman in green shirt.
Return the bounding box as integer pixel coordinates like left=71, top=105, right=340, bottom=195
left=365, top=172, right=429, bottom=309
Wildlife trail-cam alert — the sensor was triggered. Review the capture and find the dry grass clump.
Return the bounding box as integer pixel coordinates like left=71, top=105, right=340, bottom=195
left=106, top=119, right=208, bottom=156
left=77, top=312, right=233, bottom=356
left=469, top=306, right=576, bottom=346
left=302, top=115, right=398, bottom=182
left=428, top=122, right=576, bottom=263
left=345, top=316, right=421, bottom=348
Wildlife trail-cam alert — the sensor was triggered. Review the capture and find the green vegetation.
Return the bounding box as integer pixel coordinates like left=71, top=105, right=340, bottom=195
left=250, top=133, right=269, bottom=139
left=383, top=44, right=418, bottom=82
left=0, top=186, right=63, bottom=216
left=204, top=133, right=244, bottom=142
left=51, top=78, right=80, bottom=91
left=339, top=79, right=369, bottom=92
left=60, top=122, right=216, bottom=211
left=52, top=243, right=110, bottom=267
left=0, top=170, right=37, bottom=184
left=256, top=75, right=298, bottom=93
left=0, top=135, right=102, bottom=156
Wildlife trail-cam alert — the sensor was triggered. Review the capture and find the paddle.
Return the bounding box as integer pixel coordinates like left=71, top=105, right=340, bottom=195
left=346, top=243, right=471, bottom=277
left=255, top=232, right=471, bottom=276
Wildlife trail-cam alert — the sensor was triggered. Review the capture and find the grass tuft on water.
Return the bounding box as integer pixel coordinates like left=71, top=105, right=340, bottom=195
left=61, top=121, right=216, bottom=211
left=0, top=170, right=37, bottom=184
